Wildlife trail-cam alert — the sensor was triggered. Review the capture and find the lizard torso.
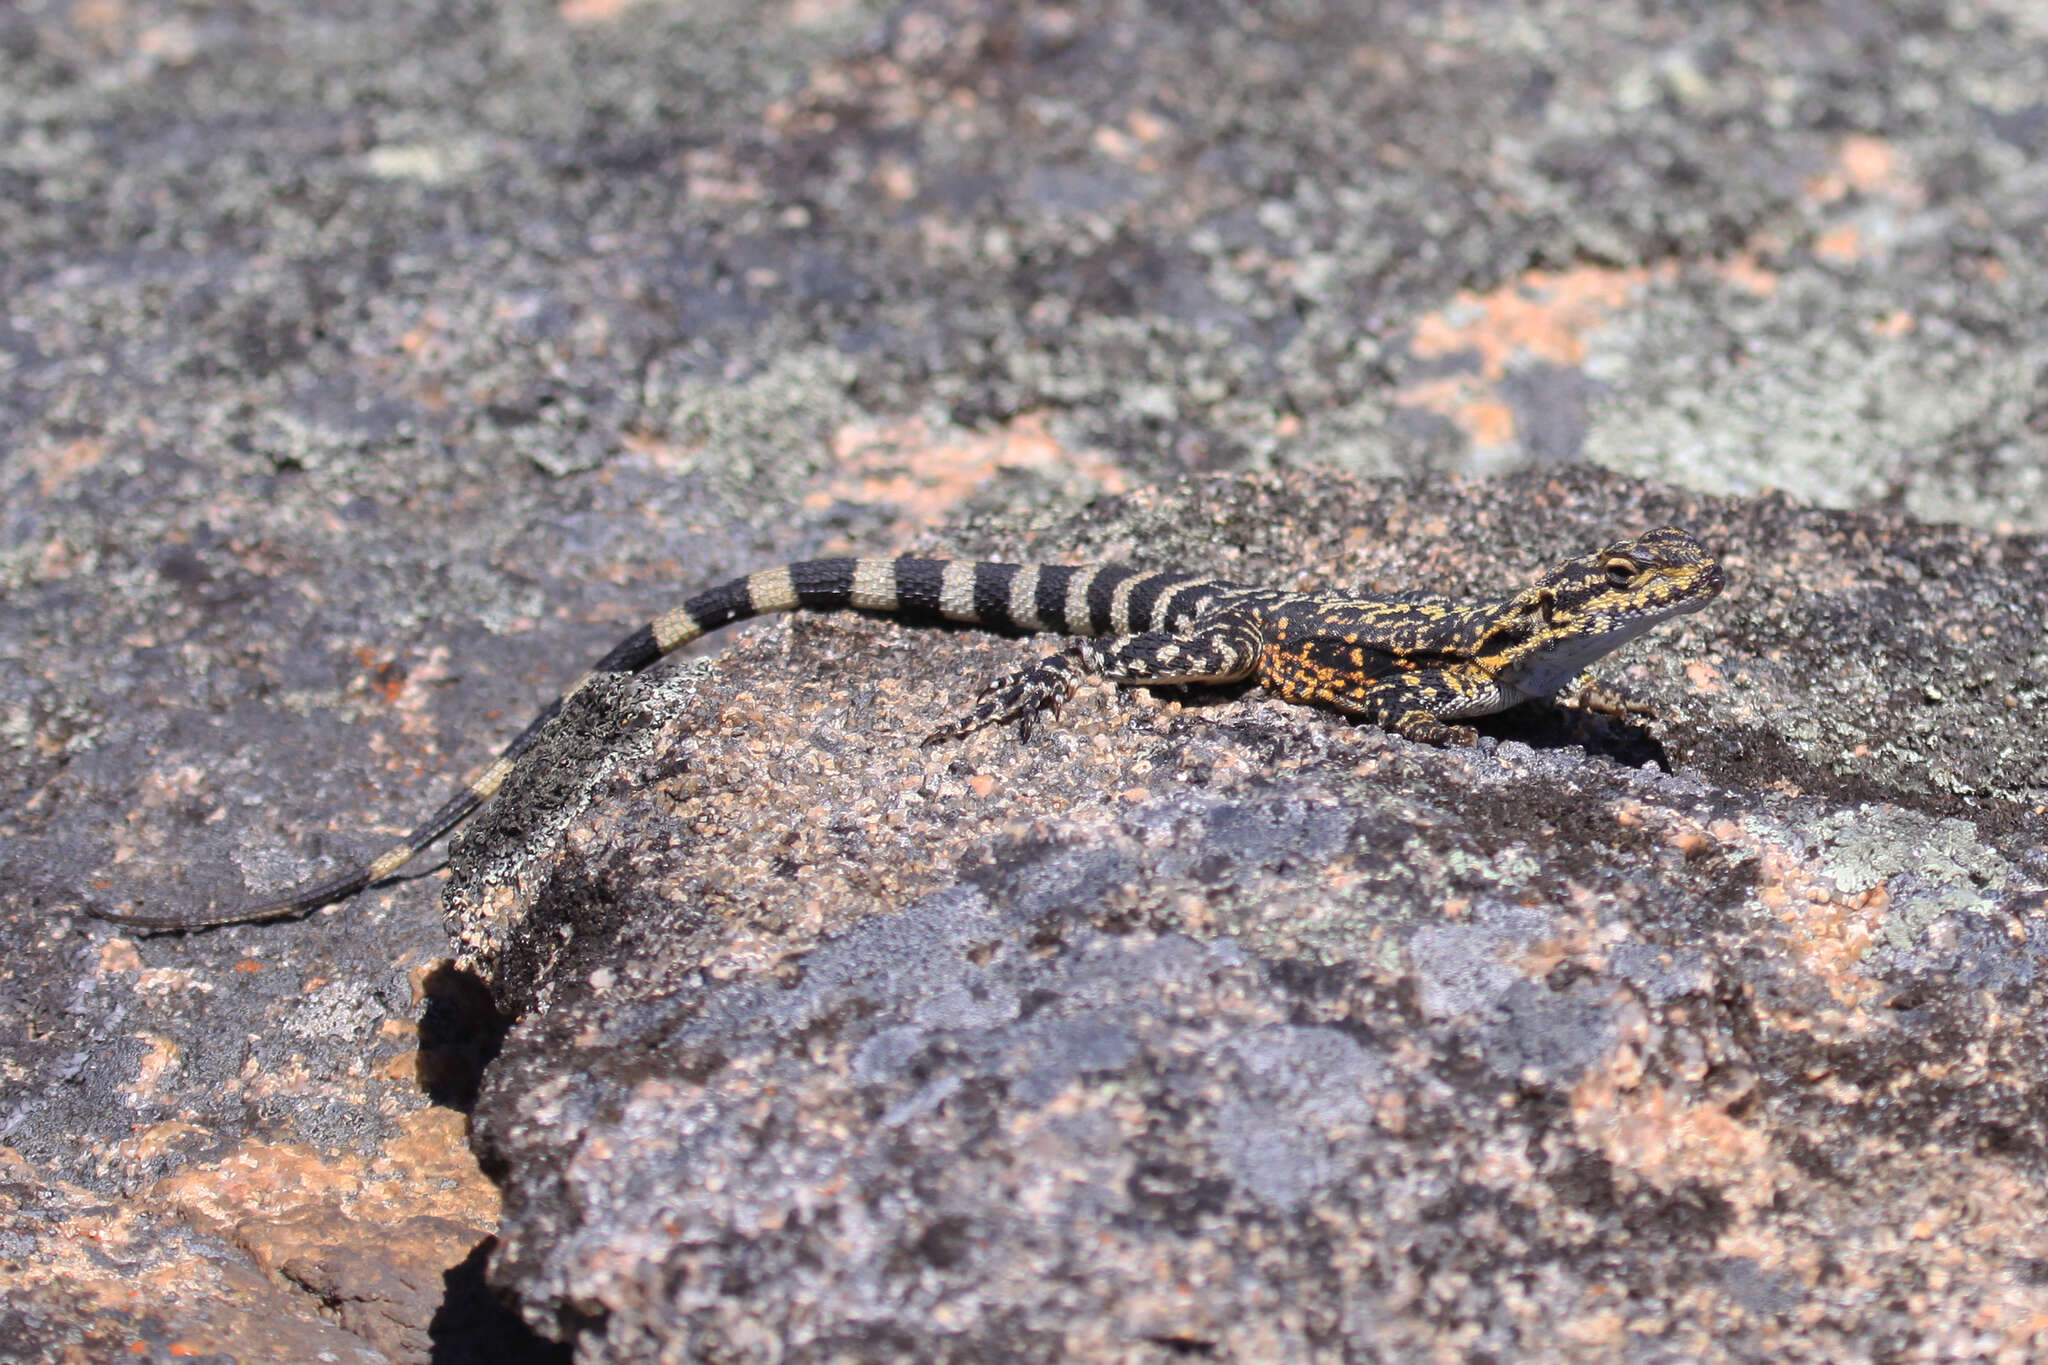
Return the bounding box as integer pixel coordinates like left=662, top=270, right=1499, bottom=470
left=101, top=526, right=1723, bottom=930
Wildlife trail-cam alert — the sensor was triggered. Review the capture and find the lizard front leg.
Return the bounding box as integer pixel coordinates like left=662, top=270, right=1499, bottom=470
left=1337, top=674, right=1486, bottom=747
left=1267, top=664, right=1495, bottom=747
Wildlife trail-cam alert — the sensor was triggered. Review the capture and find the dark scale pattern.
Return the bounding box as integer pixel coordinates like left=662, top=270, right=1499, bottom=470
left=1125, top=571, right=1201, bottom=635
left=790, top=558, right=859, bottom=606
left=683, top=581, right=754, bottom=631
left=101, top=531, right=1723, bottom=929
left=972, top=562, right=1022, bottom=631
left=592, top=624, right=662, bottom=675
left=892, top=558, right=949, bottom=615
left=1084, top=564, right=1141, bottom=636
left=1033, top=565, right=1081, bottom=633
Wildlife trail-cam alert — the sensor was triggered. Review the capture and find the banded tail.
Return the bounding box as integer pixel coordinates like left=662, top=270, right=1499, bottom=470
left=95, top=557, right=1220, bottom=930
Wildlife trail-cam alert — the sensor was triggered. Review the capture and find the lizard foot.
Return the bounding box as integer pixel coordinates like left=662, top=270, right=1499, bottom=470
left=1385, top=711, right=1481, bottom=748
left=922, top=653, right=1085, bottom=744
left=1574, top=679, right=1657, bottom=723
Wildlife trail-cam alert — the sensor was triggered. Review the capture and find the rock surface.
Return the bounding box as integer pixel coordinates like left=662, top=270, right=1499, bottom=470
left=453, top=468, right=2048, bottom=1361
left=6, top=0, right=2048, bottom=1360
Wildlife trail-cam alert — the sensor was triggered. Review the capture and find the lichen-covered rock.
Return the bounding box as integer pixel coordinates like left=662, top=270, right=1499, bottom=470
left=451, top=469, right=2048, bottom=1362
left=16, top=0, right=2048, bottom=1357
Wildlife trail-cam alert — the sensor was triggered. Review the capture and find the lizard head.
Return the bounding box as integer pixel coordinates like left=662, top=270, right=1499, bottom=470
left=1511, top=525, right=1727, bottom=640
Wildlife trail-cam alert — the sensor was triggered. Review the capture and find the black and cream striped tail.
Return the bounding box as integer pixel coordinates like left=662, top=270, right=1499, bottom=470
left=96, top=557, right=1225, bottom=930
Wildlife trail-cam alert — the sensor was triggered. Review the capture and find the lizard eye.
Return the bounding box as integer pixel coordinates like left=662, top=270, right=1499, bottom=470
left=1603, top=559, right=1638, bottom=588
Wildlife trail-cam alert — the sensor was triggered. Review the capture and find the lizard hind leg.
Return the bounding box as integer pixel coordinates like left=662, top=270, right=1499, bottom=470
left=923, top=612, right=1266, bottom=744
left=922, top=649, right=1087, bottom=743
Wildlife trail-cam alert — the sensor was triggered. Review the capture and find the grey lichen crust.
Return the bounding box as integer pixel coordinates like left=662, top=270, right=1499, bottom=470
left=448, top=467, right=2048, bottom=1363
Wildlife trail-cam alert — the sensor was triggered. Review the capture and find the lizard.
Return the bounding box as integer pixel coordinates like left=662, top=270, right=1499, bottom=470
left=94, top=526, right=1724, bottom=931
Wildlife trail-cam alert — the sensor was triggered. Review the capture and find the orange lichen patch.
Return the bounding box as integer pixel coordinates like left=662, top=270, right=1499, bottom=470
left=32, top=534, right=82, bottom=581
left=30, top=436, right=106, bottom=497
left=130, top=966, right=212, bottom=996
left=1713, top=250, right=1780, bottom=297
left=617, top=426, right=706, bottom=476
left=0, top=1168, right=374, bottom=1360
left=65, top=0, right=129, bottom=49
left=1556, top=1310, right=1627, bottom=1349
left=150, top=1114, right=500, bottom=1343
left=346, top=644, right=454, bottom=747
left=125, top=1121, right=216, bottom=1163
left=153, top=1139, right=360, bottom=1225
left=1575, top=1073, right=1786, bottom=1213
left=1720, top=1160, right=2048, bottom=1352
left=131, top=763, right=207, bottom=815
left=122, top=1033, right=185, bottom=1100
left=1567, top=978, right=1795, bottom=1231
left=4, top=1109, right=503, bottom=1359
left=1814, top=224, right=1864, bottom=265
left=1684, top=659, right=1726, bottom=693
left=1408, top=264, right=1668, bottom=380
left=352, top=647, right=410, bottom=703
left=1092, top=108, right=1177, bottom=172
left=374, top=1107, right=500, bottom=1210
left=1394, top=377, right=1520, bottom=449
left=680, top=147, right=767, bottom=204
left=1126, top=107, right=1174, bottom=144
left=1868, top=309, right=1916, bottom=338
left=809, top=411, right=1131, bottom=542
left=1640, top=810, right=1888, bottom=1024
left=1759, top=860, right=1889, bottom=1012
left=1841, top=135, right=1904, bottom=193
left=1807, top=134, right=1924, bottom=208
left=1396, top=264, right=1672, bottom=449
left=877, top=158, right=918, bottom=200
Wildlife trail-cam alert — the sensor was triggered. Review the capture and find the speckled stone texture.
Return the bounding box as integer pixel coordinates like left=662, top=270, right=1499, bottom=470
left=452, top=469, right=2048, bottom=1362
left=9, top=0, right=2048, bottom=1359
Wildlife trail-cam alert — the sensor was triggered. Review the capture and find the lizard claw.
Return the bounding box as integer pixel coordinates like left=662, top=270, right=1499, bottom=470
left=1575, top=680, right=1657, bottom=722
left=928, top=655, right=1081, bottom=744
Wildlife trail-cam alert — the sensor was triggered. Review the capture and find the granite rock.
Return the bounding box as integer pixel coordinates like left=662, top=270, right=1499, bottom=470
left=451, top=468, right=2048, bottom=1362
